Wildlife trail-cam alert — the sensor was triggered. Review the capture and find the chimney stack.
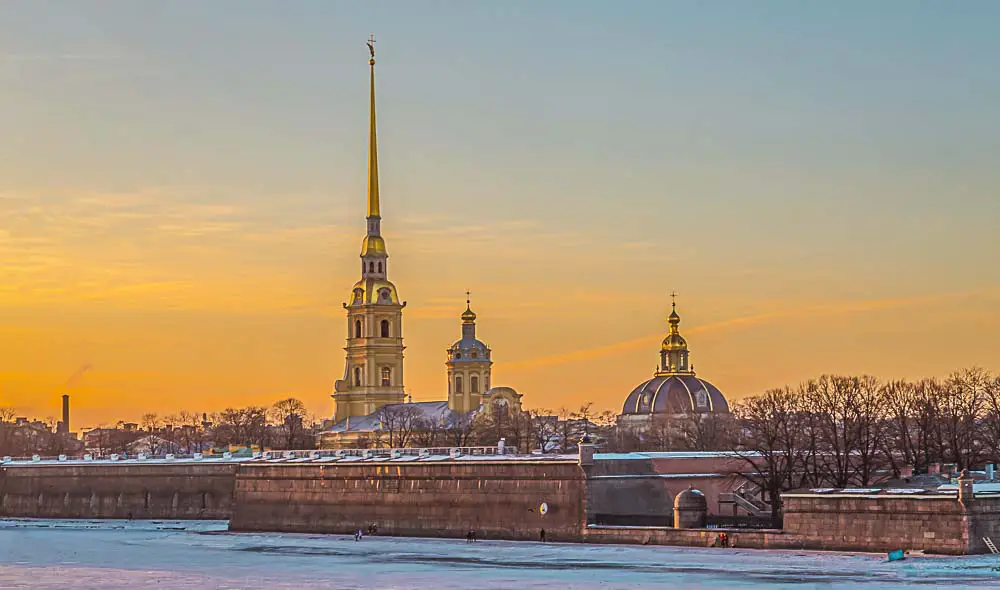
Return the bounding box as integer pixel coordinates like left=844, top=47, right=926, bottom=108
left=62, top=394, right=70, bottom=434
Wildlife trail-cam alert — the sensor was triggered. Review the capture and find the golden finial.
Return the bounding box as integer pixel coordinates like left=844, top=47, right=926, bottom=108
left=668, top=291, right=681, bottom=327
left=462, top=290, right=476, bottom=323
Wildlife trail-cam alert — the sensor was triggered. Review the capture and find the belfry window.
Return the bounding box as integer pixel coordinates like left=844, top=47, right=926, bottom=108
left=380, top=319, right=390, bottom=338
left=355, top=319, right=362, bottom=339
left=369, top=261, right=375, bottom=273
left=377, top=261, right=382, bottom=273
left=455, top=376, right=463, bottom=394
left=471, top=376, right=479, bottom=393
left=381, top=367, right=391, bottom=386
left=354, top=367, right=362, bottom=387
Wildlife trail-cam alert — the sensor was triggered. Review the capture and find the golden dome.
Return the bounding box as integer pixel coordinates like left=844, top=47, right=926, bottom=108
left=662, top=333, right=687, bottom=351
left=361, top=235, right=387, bottom=257
left=461, top=306, right=477, bottom=323
left=349, top=277, right=399, bottom=306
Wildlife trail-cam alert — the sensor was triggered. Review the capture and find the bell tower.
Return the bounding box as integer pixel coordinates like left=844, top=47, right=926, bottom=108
left=332, top=36, right=406, bottom=422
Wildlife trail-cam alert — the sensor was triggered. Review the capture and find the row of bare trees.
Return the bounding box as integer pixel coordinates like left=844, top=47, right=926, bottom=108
left=354, top=403, right=610, bottom=453
left=733, top=368, right=1000, bottom=519
left=79, top=397, right=317, bottom=456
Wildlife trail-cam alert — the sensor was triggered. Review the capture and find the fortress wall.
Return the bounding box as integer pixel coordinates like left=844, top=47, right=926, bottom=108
left=230, top=460, right=586, bottom=541
left=782, top=494, right=972, bottom=554
left=589, top=455, right=745, bottom=523
left=0, top=463, right=237, bottom=520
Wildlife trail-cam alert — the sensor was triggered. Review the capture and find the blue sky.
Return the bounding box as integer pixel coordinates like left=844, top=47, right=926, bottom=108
left=1, top=1, right=998, bottom=422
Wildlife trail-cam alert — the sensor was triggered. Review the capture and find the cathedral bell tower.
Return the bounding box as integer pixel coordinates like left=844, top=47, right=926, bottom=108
left=446, top=293, right=492, bottom=413
left=332, top=36, right=406, bottom=422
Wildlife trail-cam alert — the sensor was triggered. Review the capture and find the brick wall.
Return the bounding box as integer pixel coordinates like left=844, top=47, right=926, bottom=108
left=230, top=460, right=586, bottom=541
left=0, top=463, right=237, bottom=520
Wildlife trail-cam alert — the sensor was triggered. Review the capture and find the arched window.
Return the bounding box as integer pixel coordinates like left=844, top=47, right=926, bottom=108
left=355, top=319, right=362, bottom=339
left=471, top=376, right=479, bottom=393
left=380, top=319, right=390, bottom=338
left=455, top=375, right=463, bottom=394
left=354, top=367, right=362, bottom=387
left=381, top=367, right=391, bottom=386
left=695, top=390, right=708, bottom=408
left=368, top=261, right=375, bottom=273
left=377, top=261, right=382, bottom=273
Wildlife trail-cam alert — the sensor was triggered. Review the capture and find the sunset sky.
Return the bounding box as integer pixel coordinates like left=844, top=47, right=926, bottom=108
left=1, top=1, right=998, bottom=429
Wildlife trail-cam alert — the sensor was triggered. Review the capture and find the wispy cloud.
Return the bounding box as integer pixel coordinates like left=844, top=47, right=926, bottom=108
left=503, top=286, right=1000, bottom=371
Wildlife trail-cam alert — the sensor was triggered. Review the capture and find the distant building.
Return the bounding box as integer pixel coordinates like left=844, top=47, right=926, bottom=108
left=618, top=297, right=730, bottom=430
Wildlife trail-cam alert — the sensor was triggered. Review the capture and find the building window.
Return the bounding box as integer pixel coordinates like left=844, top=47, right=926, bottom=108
left=381, top=367, right=391, bottom=386
left=455, top=376, right=463, bottom=394
left=377, top=261, right=382, bottom=273
left=471, top=376, right=479, bottom=393
left=369, top=261, right=375, bottom=273
left=380, top=319, right=390, bottom=338
left=455, top=352, right=462, bottom=359
left=355, top=319, right=362, bottom=339
left=354, top=367, right=362, bottom=387
left=471, top=351, right=478, bottom=359
left=695, top=390, right=708, bottom=408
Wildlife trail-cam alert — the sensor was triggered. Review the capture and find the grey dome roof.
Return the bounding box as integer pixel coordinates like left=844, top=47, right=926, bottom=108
left=448, top=335, right=490, bottom=362
left=621, top=374, right=729, bottom=415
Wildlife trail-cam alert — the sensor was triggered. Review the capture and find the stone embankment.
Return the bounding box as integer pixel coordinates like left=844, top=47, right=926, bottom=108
left=3, top=452, right=999, bottom=554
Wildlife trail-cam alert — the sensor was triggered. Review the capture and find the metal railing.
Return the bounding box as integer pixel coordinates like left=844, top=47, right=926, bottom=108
left=261, top=446, right=505, bottom=461
left=1, top=445, right=542, bottom=465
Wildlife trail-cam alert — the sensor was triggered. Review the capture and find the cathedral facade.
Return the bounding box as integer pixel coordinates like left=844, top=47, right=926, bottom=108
left=319, top=42, right=521, bottom=450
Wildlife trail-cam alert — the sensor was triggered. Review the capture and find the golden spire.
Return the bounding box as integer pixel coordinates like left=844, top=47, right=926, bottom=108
left=366, top=33, right=380, bottom=219
left=462, top=290, right=477, bottom=323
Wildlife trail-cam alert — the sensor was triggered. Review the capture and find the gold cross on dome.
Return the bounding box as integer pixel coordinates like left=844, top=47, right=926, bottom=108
left=367, top=34, right=376, bottom=58
left=670, top=291, right=678, bottom=306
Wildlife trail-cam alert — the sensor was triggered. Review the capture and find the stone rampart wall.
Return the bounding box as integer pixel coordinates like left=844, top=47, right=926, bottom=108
left=0, top=463, right=237, bottom=520
left=230, top=461, right=586, bottom=541
left=783, top=494, right=970, bottom=554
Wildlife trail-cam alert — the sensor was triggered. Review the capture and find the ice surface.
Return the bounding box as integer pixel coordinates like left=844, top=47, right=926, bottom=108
left=0, top=519, right=998, bottom=589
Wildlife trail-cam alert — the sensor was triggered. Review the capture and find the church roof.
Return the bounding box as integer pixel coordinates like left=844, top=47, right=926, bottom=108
left=621, top=374, right=729, bottom=415
left=327, top=401, right=465, bottom=434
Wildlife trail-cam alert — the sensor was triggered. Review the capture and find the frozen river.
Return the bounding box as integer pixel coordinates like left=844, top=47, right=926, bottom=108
left=0, top=519, right=999, bottom=589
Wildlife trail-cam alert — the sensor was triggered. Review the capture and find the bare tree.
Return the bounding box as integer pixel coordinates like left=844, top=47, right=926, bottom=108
left=732, top=387, right=807, bottom=521
left=377, top=405, right=422, bottom=448
left=271, top=398, right=310, bottom=449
